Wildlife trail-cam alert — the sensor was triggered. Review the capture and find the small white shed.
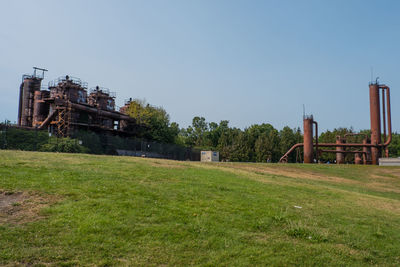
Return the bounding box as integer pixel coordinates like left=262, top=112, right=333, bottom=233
left=201, top=151, right=219, bottom=162
left=379, top=158, right=400, bottom=166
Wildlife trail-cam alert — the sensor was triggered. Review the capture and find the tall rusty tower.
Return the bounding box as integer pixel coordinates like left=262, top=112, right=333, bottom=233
left=280, top=81, right=392, bottom=165
left=17, top=67, right=47, bottom=127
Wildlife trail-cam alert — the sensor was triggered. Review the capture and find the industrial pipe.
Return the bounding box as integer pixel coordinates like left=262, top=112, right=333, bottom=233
left=380, top=85, right=392, bottom=147
left=355, top=153, right=362, bottom=165
left=382, top=88, right=386, bottom=144
left=303, top=118, right=314, bottom=163
left=280, top=140, right=389, bottom=164
left=17, top=83, right=23, bottom=126
left=313, top=120, right=318, bottom=163
left=369, top=83, right=381, bottom=164
left=279, top=82, right=392, bottom=165
left=362, top=139, right=369, bottom=164
left=318, top=143, right=378, bottom=148
left=382, top=88, right=388, bottom=157
left=38, top=110, right=57, bottom=130
left=52, top=99, right=135, bottom=122
left=336, top=137, right=345, bottom=164
left=279, top=143, right=304, bottom=163
left=70, top=102, right=133, bottom=121
left=319, top=150, right=366, bottom=154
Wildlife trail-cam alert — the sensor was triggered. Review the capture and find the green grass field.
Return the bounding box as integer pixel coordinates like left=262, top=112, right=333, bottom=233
left=1, top=150, right=400, bottom=266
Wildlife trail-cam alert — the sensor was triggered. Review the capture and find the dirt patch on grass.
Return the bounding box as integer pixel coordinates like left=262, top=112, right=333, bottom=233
left=147, top=160, right=188, bottom=169
left=334, top=243, right=362, bottom=257
left=206, top=163, right=360, bottom=185
left=198, top=163, right=400, bottom=196
left=376, top=168, right=400, bottom=179
left=364, top=182, right=400, bottom=194
left=355, top=195, right=400, bottom=214
left=247, top=232, right=272, bottom=244
left=369, top=174, right=398, bottom=182
left=0, top=190, right=58, bottom=225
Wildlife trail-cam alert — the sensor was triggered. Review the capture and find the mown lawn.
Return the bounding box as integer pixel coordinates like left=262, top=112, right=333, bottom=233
left=0, top=150, right=400, bottom=266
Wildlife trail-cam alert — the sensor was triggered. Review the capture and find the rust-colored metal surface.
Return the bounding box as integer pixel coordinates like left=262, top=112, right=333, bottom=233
left=18, top=77, right=42, bottom=127
left=319, top=149, right=366, bottom=154
left=17, top=68, right=141, bottom=137
left=49, top=76, right=88, bottom=103
left=380, top=85, right=392, bottom=147
left=33, top=91, right=50, bottom=127
left=17, top=83, right=23, bottom=127
left=279, top=81, right=393, bottom=165
left=362, top=139, right=370, bottom=164
left=382, top=89, right=386, bottom=144
left=279, top=143, right=304, bottom=163
left=313, top=120, right=318, bottom=163
left=369, top=83, right=381, bottom=164
left=336, top=137, right=345, bottom=164
left=119, top=98, right=134, bottom=131
left=18, top=67, right=47, bottom=127
left=303, top=117, right=314, bottom=163
left=88, top=86, right=116, bottom=111
left=354, top=153, right=362, bottom=165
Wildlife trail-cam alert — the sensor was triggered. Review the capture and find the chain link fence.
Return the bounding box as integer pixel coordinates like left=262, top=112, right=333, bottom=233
left=0, top=121, right=200, bottom=161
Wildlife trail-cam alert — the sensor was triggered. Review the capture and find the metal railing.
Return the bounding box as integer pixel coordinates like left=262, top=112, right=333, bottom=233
left=89, top=87, right=116, bottom=98
left=48, top=76, right=88, bottom=89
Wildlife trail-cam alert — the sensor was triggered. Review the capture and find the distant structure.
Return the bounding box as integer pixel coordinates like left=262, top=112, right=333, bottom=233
left=379, top=158, right=400, bottom=166
left=280, top=80, right=392, bottom=165
left=201, top=151, right=220, bottom=162
left=17, top=67, right=140, bottom=137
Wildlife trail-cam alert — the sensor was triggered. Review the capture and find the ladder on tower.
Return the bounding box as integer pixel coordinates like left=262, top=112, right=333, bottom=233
left=56, top=103, right=72, bottom=137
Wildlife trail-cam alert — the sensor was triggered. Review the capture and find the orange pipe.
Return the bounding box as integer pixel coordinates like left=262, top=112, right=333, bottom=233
left=380, top=85, right=392, bottom=147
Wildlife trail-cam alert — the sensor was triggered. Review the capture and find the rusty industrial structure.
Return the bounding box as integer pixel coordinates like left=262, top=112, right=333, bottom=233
left=17, top=67, right=139, bottom=137
left=280, top=80, right=392, bottom=165
left=16, top=67, right=393, bottom=164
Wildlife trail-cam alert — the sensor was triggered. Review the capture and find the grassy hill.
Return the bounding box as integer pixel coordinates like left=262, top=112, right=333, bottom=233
left=0, top=150, right=400, bottom=266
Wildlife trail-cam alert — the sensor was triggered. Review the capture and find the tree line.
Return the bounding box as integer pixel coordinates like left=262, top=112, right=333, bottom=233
left=124, top=99, right=400, bottom=162
left=124, top=99, right=301, bottom=162
left=1, top=98, right=399, bottom=162
left=179, top=117, right=400, bottom=162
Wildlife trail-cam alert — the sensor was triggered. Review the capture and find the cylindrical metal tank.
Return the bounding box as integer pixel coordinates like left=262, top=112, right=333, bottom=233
left=336, top=137, right=345, bottom=164
left=119, top=100, right=132, bottom=130
left=354, top=153, right=362, bottom=165
left=49, top=76, right=87, bottom=103
left=17, top=83, right=24, bottom=126
left=369, top=83, right=381, bottom=164
left=89, top=93, right=115, bottom=110
left=88, top=87, right=115, bottom=111
left=33, top=91, right=50, bottom=127
left=303, top=117, right=314, bottom=163
left=19, top=77, right=42, bottom=127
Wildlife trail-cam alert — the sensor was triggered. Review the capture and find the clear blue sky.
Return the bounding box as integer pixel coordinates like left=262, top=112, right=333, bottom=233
left=1, top=0, right=399, bottom=132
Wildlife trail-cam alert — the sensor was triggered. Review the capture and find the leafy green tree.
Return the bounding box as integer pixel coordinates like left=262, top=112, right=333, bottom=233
left=388, top=133, right=400, bottom=157
left=205, top=122, right=219, bottom=148
left=279, top=126, right=302, bottom=163
left=125, top=99, right=179, bottom=143
left=217, top=124, right=241, bottom=161
left=230, top=131, right=251, bottom=162
left=255, top=129, right=280, bottom=162
left=190, top=117, right=208, bottom=146
left=318, top=127, right=353, bottom=163
left=244, top=124, right=278, bottom=161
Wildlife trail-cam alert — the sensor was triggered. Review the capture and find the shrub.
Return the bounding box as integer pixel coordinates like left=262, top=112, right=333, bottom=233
left=39, top=137, right=89, bottom=153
